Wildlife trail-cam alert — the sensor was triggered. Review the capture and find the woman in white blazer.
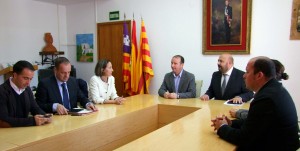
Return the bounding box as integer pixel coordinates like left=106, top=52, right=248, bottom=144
left=88, top=59, right=125, bottom=104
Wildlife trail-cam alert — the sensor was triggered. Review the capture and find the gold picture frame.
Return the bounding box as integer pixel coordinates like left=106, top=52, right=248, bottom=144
left=202, top=0, right=252, bottom=55
left=290, top=0, right=300, bottom=40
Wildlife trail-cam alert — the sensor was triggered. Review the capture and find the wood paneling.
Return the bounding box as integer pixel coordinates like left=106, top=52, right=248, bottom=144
left=0, top=95, right=250, bottom=151
left=12, top=105, right=158, bottom=151
left=158, top=104, right=200, bottom=128
left=97, top=21, right=131, bottom=96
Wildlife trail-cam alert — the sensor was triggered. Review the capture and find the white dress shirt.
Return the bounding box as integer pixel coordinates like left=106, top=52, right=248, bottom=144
left=9, top=77, right=25, bottom=95
left=221, top=66, right=233, bottom=86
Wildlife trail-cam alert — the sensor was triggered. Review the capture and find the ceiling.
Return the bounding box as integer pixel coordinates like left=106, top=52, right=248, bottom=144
left=34, top=0, right=95, bottom=5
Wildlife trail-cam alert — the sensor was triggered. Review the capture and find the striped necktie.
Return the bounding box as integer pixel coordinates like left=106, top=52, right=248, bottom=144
left=221, top=74, right=227, bottom=96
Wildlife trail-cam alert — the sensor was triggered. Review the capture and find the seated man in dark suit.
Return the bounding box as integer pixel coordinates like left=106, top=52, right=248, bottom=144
left=200, top=53, right=253, bottom=103
left=211, top=56, right=299, bottom=150
left=0, top=61, right=51, bottom=127
left=229, top=59, right=290, bottom=119
left=35, top=57, right=97, bottom=115
left=158, top=55, right=196, bottom=99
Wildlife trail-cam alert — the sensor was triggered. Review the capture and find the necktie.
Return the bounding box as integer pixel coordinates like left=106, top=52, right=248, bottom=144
left=221, top=74, right=227, bottom=96
left=61, top=83, right=70, bottom=109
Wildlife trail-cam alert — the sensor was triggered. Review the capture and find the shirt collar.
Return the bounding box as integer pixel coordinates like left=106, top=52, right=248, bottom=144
left=224, top=66, right=233, bottom=76
left=9, top=77, right=25, bottom=95
left=173, top=69, right=183, bottom=78
left=55, top=76, right=66, bottom=86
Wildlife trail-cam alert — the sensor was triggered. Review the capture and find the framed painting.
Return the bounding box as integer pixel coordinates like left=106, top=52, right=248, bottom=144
left=202, top=0, right=252, bottom=55
left=76, top=33, right=94, bottom=62
left=290, top=0, right=300, bottom=40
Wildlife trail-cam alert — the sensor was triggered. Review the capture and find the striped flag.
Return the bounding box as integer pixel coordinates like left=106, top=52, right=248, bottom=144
left=135, top=30, right=145, bottom=95
left=140, top=20, right=154, bottom=94
left=122, top=21, right=131, bottom=94
left=130, top=19, right=140, bottom=95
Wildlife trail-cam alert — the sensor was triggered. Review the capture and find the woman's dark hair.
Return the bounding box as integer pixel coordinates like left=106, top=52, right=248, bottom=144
left=271, top=59, right=289, bottom=80
left=95, top=59, right=110, bottom=76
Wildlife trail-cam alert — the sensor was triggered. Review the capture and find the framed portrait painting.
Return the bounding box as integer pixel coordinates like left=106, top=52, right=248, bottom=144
left=290, top=0, right=300, bottom=39
left=202, top=0, right=252, bottom=55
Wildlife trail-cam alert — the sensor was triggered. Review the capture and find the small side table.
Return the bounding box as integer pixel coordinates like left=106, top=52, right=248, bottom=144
left=39, top=51, right=64, bottom=65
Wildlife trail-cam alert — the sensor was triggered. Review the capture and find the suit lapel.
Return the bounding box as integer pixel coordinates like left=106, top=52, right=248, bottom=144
left=178, top=70, right=186, bottom=92
left=168, top=73, right=175, bottom=93
left=224, top=68, right=236, bottom=94
left=67, top=79, right=75, bottom=105
left=51, top=76, right=63, bottom=104
left=216, top=72, right=222, bottom=95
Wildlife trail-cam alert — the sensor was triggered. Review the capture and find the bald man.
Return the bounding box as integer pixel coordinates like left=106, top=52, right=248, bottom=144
left=200, top=54, right=253, bottom=103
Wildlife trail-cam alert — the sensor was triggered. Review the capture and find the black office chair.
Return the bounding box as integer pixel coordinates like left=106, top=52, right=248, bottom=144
left=38, top=65, right=76, bottom=82
left=77, top=78, right=88, bottom=98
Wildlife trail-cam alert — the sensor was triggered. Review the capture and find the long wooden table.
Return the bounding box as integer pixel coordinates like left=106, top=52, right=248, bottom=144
left=0, top=94, right=249, bottom=151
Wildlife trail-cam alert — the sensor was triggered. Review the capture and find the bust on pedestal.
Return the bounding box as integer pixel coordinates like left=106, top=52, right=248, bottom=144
left=42, top=33, right=57, bottom=53
left=39, top=33, right=64, bottom=65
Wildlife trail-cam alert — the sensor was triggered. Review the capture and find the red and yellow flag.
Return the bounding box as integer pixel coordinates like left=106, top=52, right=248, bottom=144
left=140, top=20, right=154, bottom=94
left=136, top=37, right=144, bottom=94
left=130, top=19, right=144, bottom=95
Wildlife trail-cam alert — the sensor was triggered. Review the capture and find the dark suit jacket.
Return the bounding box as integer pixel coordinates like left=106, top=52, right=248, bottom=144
left=158, top=70, right=196, bottom=98
left=224, top=5, right=232, bottom=20
left=217, top=79, right=299, bottom=151
left=205, top=68, right=253, bottom=101
left=0, top=80, right=45, bottom=127
left=35, top=75, right=90, bottom=113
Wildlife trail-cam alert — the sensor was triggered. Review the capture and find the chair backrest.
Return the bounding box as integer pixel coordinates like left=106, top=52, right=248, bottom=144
left=195, top=80, right=203, bottom=98
left=77, top=78, right=88, bottom=98
left=38, top=69, right=54, bottom=82
left=38, top=65, right=77, bottom=82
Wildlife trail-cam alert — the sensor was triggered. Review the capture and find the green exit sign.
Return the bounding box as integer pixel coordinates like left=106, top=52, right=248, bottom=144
left=109, top=11, right=119, bottom=20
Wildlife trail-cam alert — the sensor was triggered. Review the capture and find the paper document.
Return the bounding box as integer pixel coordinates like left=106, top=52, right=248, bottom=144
left=224, top=100, right=244, bottom=106
left=68, top=108, right=93, bottom=116
left=77, top=109, right=93, bottom=114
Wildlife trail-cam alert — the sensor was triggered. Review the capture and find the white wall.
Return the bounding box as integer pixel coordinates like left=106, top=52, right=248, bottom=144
left=96, top=0, right=204, bottom=96
left=66, top=0, right=300, bottom=117
left=0, top=0, right=67, bottom=87
left=1, top=0, right=299, bottom=118
left=65, top=1, right=97, bottom=82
